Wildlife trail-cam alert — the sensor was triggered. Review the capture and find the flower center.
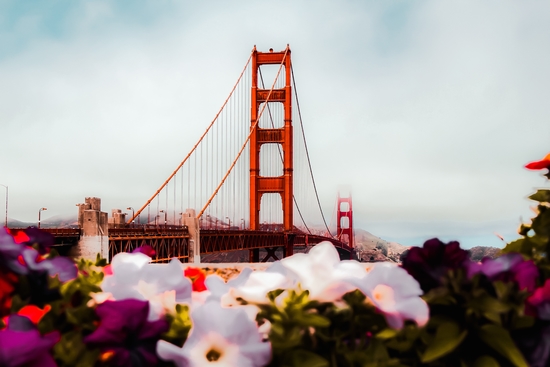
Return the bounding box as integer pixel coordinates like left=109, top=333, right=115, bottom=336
left=206, top=349, right=222, bottom=361
left=372, top=284, right=395, bottom=306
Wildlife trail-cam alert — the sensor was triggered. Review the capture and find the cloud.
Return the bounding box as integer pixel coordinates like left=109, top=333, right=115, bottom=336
left=0, top=1, right=549, bottom=249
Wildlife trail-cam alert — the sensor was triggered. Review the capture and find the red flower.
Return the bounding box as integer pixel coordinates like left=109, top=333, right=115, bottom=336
left=0, top=270, right=17, bottom=319
left=103, top=264, right=113, bottom=276
left=6, top=229, right=30, bottom=244
left=184, top=267, right=207, bottom=292
left=525, top=153, right=550, bottom=170
left=16, top=305, right=51, bottom=325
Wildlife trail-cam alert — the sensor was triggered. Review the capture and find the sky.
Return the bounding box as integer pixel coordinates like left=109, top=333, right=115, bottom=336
left=1, top=0, right=549, bottom=249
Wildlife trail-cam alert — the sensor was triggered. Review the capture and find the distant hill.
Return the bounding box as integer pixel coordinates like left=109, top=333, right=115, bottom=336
left=354, top=228, right=409, bottom=263
left=468, top=246, right=501, bottom=261
left=7, top=214, right=78, bottom=228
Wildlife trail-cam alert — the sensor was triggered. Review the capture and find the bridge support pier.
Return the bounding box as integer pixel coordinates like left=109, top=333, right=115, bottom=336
left=71, top=197, right=109, bottom=262
left=182, top=209, right=201, bottom=263
left=249, top=248, right=259, bottom=262
left=284, top=233, right=295, bottom=257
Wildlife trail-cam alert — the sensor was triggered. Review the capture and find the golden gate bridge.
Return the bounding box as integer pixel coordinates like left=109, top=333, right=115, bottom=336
left=25, top=46, right=355, bottom=263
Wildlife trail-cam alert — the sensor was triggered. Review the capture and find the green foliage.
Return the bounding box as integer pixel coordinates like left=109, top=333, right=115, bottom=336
left=161, top=303, right=192, bottom=347
left=252, top=289, right=409, bottom=367
left=39, top=256, right=105, bottom=367
left=503, top=184, right=550, bottom=280
left=415, top=269, right=533, bottom=367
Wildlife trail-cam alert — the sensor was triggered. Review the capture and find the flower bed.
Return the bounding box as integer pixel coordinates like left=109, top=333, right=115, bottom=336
left=1, top=153, right=550, bottom=367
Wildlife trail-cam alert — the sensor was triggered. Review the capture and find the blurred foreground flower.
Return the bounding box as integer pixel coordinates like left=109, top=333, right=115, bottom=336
left=401, top=238, right=470, bottom=292
left=0, top=315, right=59, bottom=367
left=157, top=301, right=271, bottom=367
left=84, top=299, right=169, bottom=366
left=356, top=262, right=429, bottom=329
left=468, top=252, right=539, bottom=292
left=525, top=153, right=550, bottom=170
left=528, top=279, right=550, bottom=320
left=101, top=251, right=191, bottom=320
left=279, top=241, right=365, bottom=302
left=184, top=267, right=207, bottom=292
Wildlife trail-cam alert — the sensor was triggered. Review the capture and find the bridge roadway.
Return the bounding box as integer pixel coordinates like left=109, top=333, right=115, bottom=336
left=32, top=226, right=353, bottom=262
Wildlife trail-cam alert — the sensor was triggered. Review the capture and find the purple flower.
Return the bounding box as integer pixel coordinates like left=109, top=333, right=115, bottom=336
left=0, top=228, right=27, bottom=274
left=0, top=315, right=59, bottom=367
left=401, top=238, right=470, bottom=292
left=0, top=228, right=76, bottom=283
left=467, top=253, right=539, bottom=292
left=22, top=248, right=77, bottom=283
left=16, top=227, right=55, bottom=254
left=84, top=299, right=169, bottom=366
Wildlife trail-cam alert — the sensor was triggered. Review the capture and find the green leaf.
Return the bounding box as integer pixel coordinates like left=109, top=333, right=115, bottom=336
left=421, top=321, right=467, bottom=363
left=529, top=189, right=550, bottom=203
left=295, top=313, right=330, bottom=328
left=289, top=350, right=329, bottom=367
left=473, top=355, right=500, bottom=367
left=376, top=328, right=398, bottom=340
left=469, top=294, right=510, bottom=314
left=267, top=289, right=285, bottom=302
left=532, top=207, right=550, bottom=237
left=503, top=239, right=524, bottom=254
left=479, top=324, right=528, bottom=367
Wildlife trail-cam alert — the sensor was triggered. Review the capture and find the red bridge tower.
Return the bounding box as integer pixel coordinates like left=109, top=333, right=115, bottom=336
left=336, top=193, right=354, bottom=249
left=249, top=47, right=293, bottom=233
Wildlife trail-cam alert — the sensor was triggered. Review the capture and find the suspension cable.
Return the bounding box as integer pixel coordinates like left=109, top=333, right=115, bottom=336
left=128, top=51, right=254, bottom=224
left=198, top=48, right=289, bottom=218
left=290, top=61, right=334, bottom=238
left=259, top=68, right=311, bottom=234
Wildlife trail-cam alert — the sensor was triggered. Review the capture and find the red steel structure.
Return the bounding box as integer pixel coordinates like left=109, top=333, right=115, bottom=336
left=249, top=46, right=293, bottom=232
left=336, top=193, right=354, bottom=250
left=249, top=46, right=294, bottom=260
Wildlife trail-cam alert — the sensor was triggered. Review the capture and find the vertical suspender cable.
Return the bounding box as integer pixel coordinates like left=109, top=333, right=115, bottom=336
left=290, top=62, right=333, bottom=238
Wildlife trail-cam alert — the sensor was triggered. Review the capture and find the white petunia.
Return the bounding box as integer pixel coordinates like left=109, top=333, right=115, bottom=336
left=100, top=252, right=192, bottom=320
left=354, top=262, right=429, bottom=329
left=204, top=267, right=254, bottom=302
left=157, top=301, right=272, bottom=367
left=280, top=241, right=366, bottom=303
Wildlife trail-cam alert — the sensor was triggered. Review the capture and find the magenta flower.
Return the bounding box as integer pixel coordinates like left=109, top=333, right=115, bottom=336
left=467, top=253, right=539, bottom=292
left=0, top=315, right=59, bottom=367
left=527, top=279, right=550, bottom=320
left=401, top=238, right=470, bottom=292
left=84, top=299, right=169, bottom=366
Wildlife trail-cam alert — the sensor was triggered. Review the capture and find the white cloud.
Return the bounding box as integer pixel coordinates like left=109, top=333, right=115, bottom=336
left=0, top=1, right=549, bottom=248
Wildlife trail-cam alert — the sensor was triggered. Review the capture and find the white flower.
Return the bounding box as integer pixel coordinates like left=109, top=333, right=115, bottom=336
left=204, top=267, right=254, bottom=302
left=157, top=301, right=271, bottom=367
left=354, top=262, right=429, bottom=329
left=229, top=270, right=292, bottom=304
left=280, top=241, right=366, bottom=302
left=100, top=252, right=192, bottom=320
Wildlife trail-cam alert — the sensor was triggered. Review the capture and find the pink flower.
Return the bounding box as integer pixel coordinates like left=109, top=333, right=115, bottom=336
left=355, top=263, right=429, bottom=329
